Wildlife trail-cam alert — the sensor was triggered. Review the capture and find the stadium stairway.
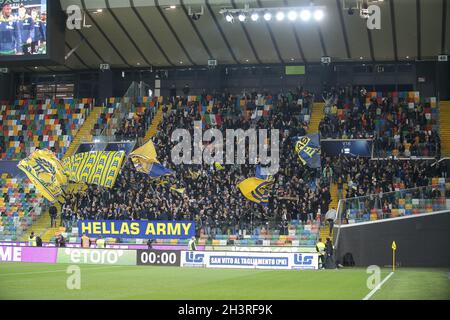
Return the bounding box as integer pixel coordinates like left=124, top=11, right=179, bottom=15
left=330, top=183, right=339, bottom=211
left=20, top=210, right=52, bottom=241
left=440, top=101, right=450, bottom=157
left=308, top=102, right=325, bottom=134
left=319, top=224, right=333, bottom=242
left=63, top=106, right=105, bottom=160
left=144, top=104, right=172, bottom=141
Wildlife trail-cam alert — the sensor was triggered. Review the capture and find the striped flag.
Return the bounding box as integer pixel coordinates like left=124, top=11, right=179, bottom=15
left=204, top=114, right=222, bottom=126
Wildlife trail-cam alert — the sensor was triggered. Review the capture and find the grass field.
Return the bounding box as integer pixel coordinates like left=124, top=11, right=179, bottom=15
left=0, top=263, right=448, bottom=300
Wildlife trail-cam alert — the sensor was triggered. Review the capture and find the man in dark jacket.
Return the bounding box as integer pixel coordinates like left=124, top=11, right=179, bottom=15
left=325, top=238, right=336, bottom=269
left=49, top=205, right=57, bottom=228
left=0, top=4, right=21, bottom=55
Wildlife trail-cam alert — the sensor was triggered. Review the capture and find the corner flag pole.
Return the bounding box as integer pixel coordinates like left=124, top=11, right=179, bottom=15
left=391, top=241, right=397, bottom=272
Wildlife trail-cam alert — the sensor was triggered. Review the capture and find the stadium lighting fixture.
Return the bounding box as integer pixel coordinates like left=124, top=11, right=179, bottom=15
left=264, top=12, right=272, bottom=21
left=314, top=9, right=324, bottom=21
left=288, top=11, right=297, bottom=21
left=300, top=9, right=311, bottom=21
left=276, top=11, right=285, bottom=21
left=220, top=6, right=325, bottom=24
left=251, top=12, right=259, bottom=21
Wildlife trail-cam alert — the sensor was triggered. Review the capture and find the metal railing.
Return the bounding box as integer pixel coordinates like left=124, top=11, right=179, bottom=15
left=333, top=183, right=449, bottom=248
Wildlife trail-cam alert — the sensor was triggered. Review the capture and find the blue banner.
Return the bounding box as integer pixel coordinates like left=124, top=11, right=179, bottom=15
left=77, top=220, right=196, bottom=239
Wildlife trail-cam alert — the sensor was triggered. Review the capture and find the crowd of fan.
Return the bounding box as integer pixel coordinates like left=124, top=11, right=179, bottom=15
left=56, top=88, right=446, bottom=237
left=319, top=86, right=440, bottom=157
left=322, top=156, right=447, bottom=201
left=59, top=89, right=331, bottom=237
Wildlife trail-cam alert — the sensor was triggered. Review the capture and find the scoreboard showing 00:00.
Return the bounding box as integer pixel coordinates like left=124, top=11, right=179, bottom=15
left=137, top=250, right=181, bottom=267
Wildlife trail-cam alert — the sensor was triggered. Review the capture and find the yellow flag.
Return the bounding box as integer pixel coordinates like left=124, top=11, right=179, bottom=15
left=170, top=186, right=186, bottom=194
left=238, top=177, right=274, bottom=206
left=17, top=149, right=67, bottom=203
left=188, top=169, right=201, bottom=180
left=130, top=140, right=160, bottom=174
left=214, top=162, right=225, bottom=171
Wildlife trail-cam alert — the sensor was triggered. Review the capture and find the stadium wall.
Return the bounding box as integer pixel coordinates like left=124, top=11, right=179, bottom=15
left=335, top=211, right=450, bottom=267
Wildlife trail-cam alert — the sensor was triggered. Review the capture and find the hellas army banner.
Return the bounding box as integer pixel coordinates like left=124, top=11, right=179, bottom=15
left=78, top=221, right=196, bottom=239
left=63, top=151, right=125, bottom=188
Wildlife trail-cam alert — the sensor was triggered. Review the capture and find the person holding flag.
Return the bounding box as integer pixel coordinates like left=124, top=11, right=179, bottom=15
left=237, top=165, right=275, bottom=207
left=129, top=139, right=174, bottom=178
left=293, top=134, right=321, bottom=169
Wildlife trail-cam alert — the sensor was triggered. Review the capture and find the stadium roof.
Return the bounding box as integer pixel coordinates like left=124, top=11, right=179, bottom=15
left=50, top=0, right=450, bottom=70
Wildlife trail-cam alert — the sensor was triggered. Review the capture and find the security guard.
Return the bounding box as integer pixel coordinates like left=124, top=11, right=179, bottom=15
left=28, top=232, right=37, bottom=247
left=0, top=4, right=21, bottom=55
left=188, top=236, right=197, bottom=251
left=81, top=233, right=91, bottom=248
left=316, top=238, right=326, bottom=269
left=96, top=236, right=106, bottom=249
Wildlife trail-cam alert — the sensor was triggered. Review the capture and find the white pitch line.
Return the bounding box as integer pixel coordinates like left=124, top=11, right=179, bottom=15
left=0, top=265, right=122, bottom=277
left=363, top=271, right=394, bottom=300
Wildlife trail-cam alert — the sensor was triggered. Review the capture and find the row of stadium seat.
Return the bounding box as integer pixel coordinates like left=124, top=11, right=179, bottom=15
left=0, top=175, right=44, bottom=241
left=0, top=99, right=92, bottom=160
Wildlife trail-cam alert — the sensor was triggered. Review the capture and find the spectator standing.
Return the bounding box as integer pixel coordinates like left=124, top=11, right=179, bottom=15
left=49, top=204, right=57, bottom=228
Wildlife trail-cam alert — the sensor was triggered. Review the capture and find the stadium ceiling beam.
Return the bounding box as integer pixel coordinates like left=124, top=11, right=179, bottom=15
left=180, top=0, right=214, bottom=60
left=105, top=0, right=154, bottom=67
left=284, top=0, right=307, bottom=63
left=230, top=0, right=261, bottom=64
left=389, top=0, right=399, bottom=61
left=367, top=29, right=375, bottom=62
left=65, top=42, right=90, bottom=69
left=74, top=29, right=105, bottom=66
left=256, top=0, right=283, bottom=64
left=205, top=0, right=240, bottom=64
left=317, top=25, right=328, bottom=58
left=80, top=0, right=132, bottom=68
left=129, top=0, right=175, bottom=67
left=441, top=0, right=447, bottom=54
left=336, top=0, right=351, bottom=60
left=416, top=0, right=422, bottom=60
left=154, top=0, right=196, bottom=66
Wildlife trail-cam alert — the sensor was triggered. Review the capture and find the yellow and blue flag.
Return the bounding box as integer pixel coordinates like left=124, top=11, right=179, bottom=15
left=129, top=139, right=159, bottom=174
left=238, top=176, right=275, bottom=207
left=148, top=163, right=174, bottom=178
left=62, top=151, right=125, bottom=188
left=129, top=140, right=173, bottom=178
left=294, top=134, right=321, bottom=168
left=17, top=149, right=67, bottom=203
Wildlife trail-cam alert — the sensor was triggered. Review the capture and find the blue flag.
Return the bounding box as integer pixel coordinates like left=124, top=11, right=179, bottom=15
left=256, top=165, right=269, bottom=180
left=293, top=134, right=321, bottom=169
left=148, top=163, right=174, bottom=178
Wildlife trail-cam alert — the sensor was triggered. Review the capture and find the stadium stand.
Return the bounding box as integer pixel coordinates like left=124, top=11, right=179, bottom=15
left=0, top=173, right=45, bottom=241
left=319, top=89, right=440, bottom=158
left=0, top=99, right=92, bottom=160
left=0, top=91, right=447, bottom=248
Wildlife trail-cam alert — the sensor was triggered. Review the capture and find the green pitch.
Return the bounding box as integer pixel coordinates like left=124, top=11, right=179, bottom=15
left=0, top=263, right=448, bottom=300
